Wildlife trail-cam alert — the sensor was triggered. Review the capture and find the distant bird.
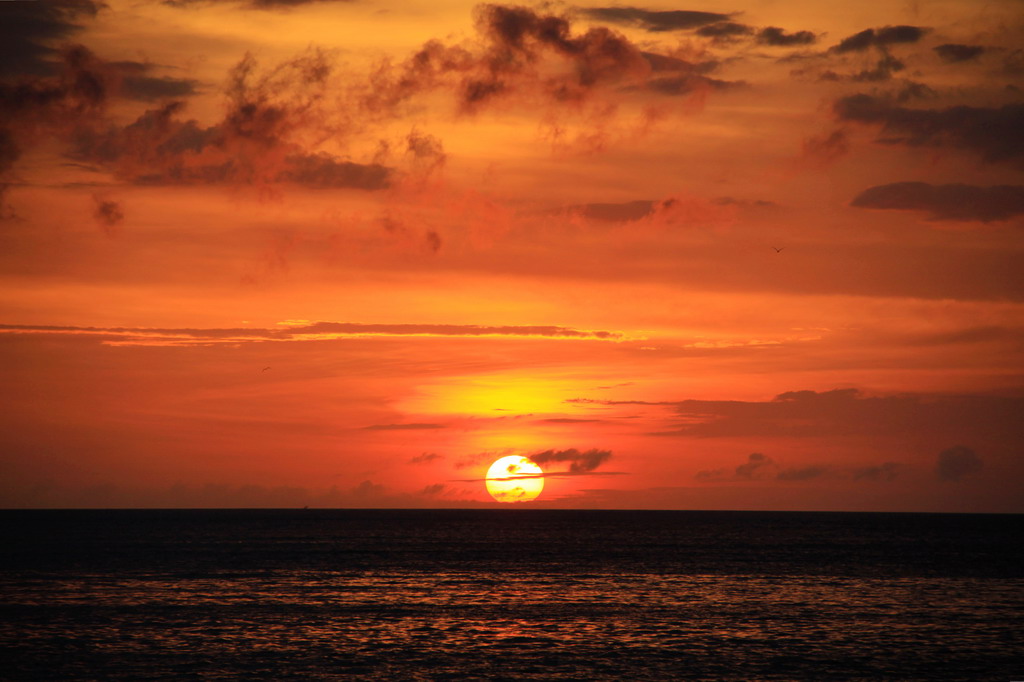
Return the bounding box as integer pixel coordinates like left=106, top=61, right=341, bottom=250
left=262, top=366, right=271, bottom=372
left=772, top=246, right=784, bottom=253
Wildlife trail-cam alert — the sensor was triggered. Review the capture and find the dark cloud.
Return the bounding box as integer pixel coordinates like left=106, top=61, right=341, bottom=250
left=409, top=452, right=444, bottom=464
left=278, top=153, right=390, bottom=189
left=853, top=462, right=900, bottom=481
left=907, top=325, right=1022, bottom=347
left=834, top=95, right=1024, bottom=167
left=713, top=196, right=776, bottom=209
left=570, top=199, right=655, bottom=221
left=563, top=195, right=762, bottom=222
left=364, top=423, right=447, bottom=431
left=699, top=454, right=902, bottom=483
left=163, top=0, right=357, bottom=8
left=934, top=43, right=985, bottom=63
left=424, top=230, right=442, bottom=253
left=636, top=388, right=1024, bottom=440
left=894, top=81, right=937, bottom=102
left=91, top=194, right=122, bottom=234
left=851, top=182, right=1024, bottom=222
left=0, top=0, right=104, bottom=77
left=363, top=5, right=658, bottom=117
left=0, top=321, right=623, bottom=345
left=530, top=447, right=612, bottom=473
left=696, top=22, right=751, bottom=40
left=110, top=62, right=202, bottom=102
left=297, top=322, right=620, bottom=339
left=736, top=452, right=773, bottom=479
left=1004, top=49, right=1024, bottom=75
left=0, top=44, right=111, bottom=122
left=801, top=129, right=849, bottom=166
left=851, top=54, right=905, bottom=82
left=832, top=25, right=928, bottom=54
left=757, top=26, right=816, bottom=47
left=352, top=479, right=384, bottom=498
left=581, top=7, right=732, bottom=32
left=646, top=74, right=743, bottom=96
left=538, top=418, right=603, bottom=423
left=68, top=52, right=391, bottom=189
left=936, top=445, right=983, bottom=481
left=405, top=130, right=446, bottom=173
left=641, top=52, right=703, bottom=72
left=696, top=452, right=773, bottom=481
left=1, top=45, right=114, bottom=211
left=0, top=128, right=19, bottom=214
left=419, top=483, right=448, bottom=497
left=777, top=465, right=829, bottom=481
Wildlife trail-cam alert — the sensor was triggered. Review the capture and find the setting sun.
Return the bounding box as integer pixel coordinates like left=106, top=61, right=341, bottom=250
left=485, top=455, right=545, bottom=503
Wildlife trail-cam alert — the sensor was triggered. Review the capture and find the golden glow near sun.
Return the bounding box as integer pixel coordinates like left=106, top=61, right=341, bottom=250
left=485, top=455, right=544, bottom=503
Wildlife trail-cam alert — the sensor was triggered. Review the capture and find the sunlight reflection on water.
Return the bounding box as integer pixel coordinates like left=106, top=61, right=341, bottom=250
left=2, top=510, right=1020, bottom=679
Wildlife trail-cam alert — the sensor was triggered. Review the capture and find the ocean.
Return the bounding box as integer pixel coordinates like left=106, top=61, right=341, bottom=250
left=1, top=509, right=1020, bottom=680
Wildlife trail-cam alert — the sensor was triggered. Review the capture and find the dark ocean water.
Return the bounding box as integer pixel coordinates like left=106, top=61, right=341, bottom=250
left=1, top=509, right=1021, bottom=680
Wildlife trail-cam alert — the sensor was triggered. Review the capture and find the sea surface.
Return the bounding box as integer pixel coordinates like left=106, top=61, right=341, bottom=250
left=1, top=509, right=1021, bottom=680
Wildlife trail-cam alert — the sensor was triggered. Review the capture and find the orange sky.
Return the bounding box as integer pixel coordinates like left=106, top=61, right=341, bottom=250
left=1, top=0, right=1022, bottom=511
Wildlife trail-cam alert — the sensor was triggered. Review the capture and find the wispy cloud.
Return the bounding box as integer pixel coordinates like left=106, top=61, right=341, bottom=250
left=851, top=182, right=1024, bottom=222
left=365, top=423, right=447, bottom=431
left=0, top=322, right=625, bottom=346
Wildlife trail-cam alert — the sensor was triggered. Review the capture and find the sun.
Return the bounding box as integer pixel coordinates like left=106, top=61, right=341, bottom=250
left=485, top=455, right=544, bottom=503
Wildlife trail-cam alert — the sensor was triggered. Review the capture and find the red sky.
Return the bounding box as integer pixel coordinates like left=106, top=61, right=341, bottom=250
left=1, top=0, right=1022, bottom=511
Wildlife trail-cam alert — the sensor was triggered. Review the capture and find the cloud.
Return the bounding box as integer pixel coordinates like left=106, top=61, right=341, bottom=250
left=696, top=22, right=751, bottom=41
left=894, top=81, right=937, bottom=103
left=277, top=153, right=390, bottom=189
left=419, top=483, right=448, bottom=497
left=698, top=454, right=901, bottom=483
left=424, top=230, right=443, bottom=253
left=69, top=50, right=394, bottom=189
left=933, top=44, right=985, bottom=63
left=757, top=27, right=816, bottom=47
left=851, top=182, right=1024, bottom=222
left=936, top=445, right=983, bottom=481
left=0, top=44, right=111, bottom=123
left=529, top=447, right=612, bottom=473
left=645, top=73, right=743, bottom=96
left=122, top=74, right=200, bottom=101
left=853, top=462, right=900, bottom=481
left=537, top=418, right=603, bottom=423
left=557, top=194, right=768, bottom=225
left=163, top=0, right=358, bottom=8
left=0, top=44, right=394, bottom=193
left=6, top=5, right=724, bottom=197
left=834, top=95, right=1024, bottom=167
left=696, top=452, right=773, bottom=481
left=110, top=61, right=201, bottom=101
left=776, top=465, right=829, bottom=481
left=405, top=129, right=446, bottom=175
left=352, top=479, right=385, bottom=497
left=568, top=199, right=655, bottom=221
left=851, top=54, right=905, bottom=82
left=735, top=452, right=773, bottom=479
left=91, top=193, right=123, bottom=235
left=0, top=0, right=105, bottom=77
left=580, top=7, right=732, bottom=32
left=0, top=44, right=116, bottom=211
left=363, top=5, right=659, bottom=118
left=0, top=321, right=624, bottom=346
left=409, top=452, right=444, bottom=465
left=627, top=388, right=1024, bottom=440
left=364, top=423, right=447, bottom=431
left=831, top=25, right=928, bottom=53
left=801, top=129, right=849, bottom=166
left=294, top=322, right=621, bottom=340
